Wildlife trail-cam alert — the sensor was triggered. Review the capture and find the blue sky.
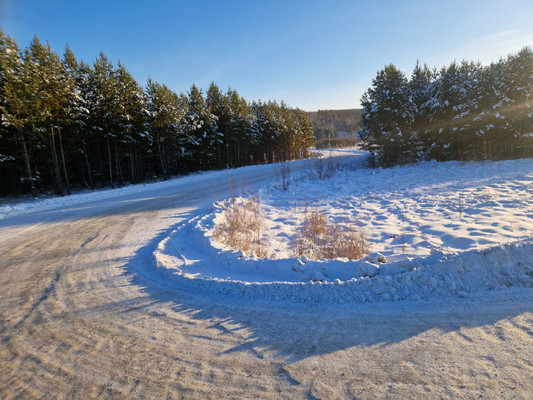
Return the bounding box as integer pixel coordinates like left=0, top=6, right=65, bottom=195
left=2, top=0, right=533, bottom=111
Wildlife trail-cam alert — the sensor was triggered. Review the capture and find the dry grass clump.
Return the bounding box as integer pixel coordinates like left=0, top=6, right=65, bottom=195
left=295, top=209, right=368, bottom=260
left=214, top=196, right=267, bottom=258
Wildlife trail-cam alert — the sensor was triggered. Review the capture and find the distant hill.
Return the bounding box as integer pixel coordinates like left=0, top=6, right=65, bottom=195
left=306, top=109, right=362, bottom=140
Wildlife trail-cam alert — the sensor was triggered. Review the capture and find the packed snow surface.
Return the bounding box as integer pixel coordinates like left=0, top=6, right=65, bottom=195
left=0, top=169, right=235, bottom=220
left=154, top=155, right=533, bottom=303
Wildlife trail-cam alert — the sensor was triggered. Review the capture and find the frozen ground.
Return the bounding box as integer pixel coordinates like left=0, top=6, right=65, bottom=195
left=0, top=149, right=532, bottom=399
left=154, top=155, right=533, bottom=303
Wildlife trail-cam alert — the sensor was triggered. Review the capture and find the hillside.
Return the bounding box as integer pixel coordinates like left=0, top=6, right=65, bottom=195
left=307, top=109, right=362, bottom=140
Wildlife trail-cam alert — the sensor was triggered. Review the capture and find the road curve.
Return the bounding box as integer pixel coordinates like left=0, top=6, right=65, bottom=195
left=0, top=158, right=532, bottom=399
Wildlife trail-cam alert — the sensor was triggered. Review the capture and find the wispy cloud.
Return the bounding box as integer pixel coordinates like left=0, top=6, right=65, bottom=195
left=429, top=30, right=533, bottom=66
left=462, top=30, right=533, bottom=59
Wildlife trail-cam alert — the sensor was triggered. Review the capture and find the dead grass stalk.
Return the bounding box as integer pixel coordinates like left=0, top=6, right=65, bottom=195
left=294, top=209, right=368, bottom=260
left=214, top=196, right=267, bottom=258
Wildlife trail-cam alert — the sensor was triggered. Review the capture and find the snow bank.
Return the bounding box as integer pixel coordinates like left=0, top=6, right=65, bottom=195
left=254, top=158, right=533, bottom=260
left=153, top=156, right=533, bottom=303
left=153, top=214, right=532, bottom=303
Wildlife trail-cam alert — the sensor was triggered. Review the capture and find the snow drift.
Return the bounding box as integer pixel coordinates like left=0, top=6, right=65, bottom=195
left=153, top=155, right=533, bottom=303
left=153, top=214, right=532, bottom=303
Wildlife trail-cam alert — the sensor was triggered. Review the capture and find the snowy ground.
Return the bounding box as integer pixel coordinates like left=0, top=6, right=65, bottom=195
left=154, top=153, right=533, bottom=303
left=1, top=149, right=531, bottom=398
left=2, top=149, right=531, bottom=304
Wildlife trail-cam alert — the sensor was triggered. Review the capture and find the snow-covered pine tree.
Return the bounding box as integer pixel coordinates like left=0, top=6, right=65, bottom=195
left=263, top=101, right=286, bottom=162
left=452, top=61, right=484, bottom=159
left=501, top=47, right=533, bottom=158
left=25, top=36, right=74, bottom=195
left=183, top=84, right=219, bottom=170
left=408, top=61, right=433, bottom=160
left=290, top=108, right=315, bottom=160
left=0, top=31, right=36, bottom=197
left=421, top=62, right=467, bottom=160
left=206, top=82, right=229, bottom=168
left=115, top=63, right=145, bottom=184
left=62, top=47, right=95, bottom=189
left=145, top=78, right=188, bottom=178
left=89, top=52, right=119, bottom=187
left=359, top=64, right=415, bottom=166
left=226, top=88, right=253, bottom=166
left=250, top=101, right=268, bottom=163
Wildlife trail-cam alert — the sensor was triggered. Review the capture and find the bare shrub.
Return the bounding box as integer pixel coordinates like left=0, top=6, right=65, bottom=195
left=214, top=196, right=267, bottom=258
left=274, top=161, right=291, bottom=191
left=294, top=209, right=368, bottom=260
left=307, top=155, right=337, bottom=180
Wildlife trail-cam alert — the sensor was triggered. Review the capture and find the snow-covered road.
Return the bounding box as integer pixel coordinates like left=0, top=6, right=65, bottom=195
left=0, top=154, right=532, bottom=399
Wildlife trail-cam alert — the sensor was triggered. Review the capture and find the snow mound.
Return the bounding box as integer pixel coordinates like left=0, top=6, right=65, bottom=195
left=153, top=214, right=533, bottom=303
left=153, top=157, right=533, bottom=303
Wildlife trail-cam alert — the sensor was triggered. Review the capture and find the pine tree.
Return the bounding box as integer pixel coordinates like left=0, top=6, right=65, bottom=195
left=63, top=47, right=94, bottom=189
left=250, top=100, right=272, bottom=163
left=25, top=36, right=73, bottom=195
left=183, top=84, right=219, bottom=170
left=115, top=63, right=145, bottom=184
left=469, top=62, right=493, bottom=158
left=89, top=52, right=119, bottom=187
left=0, top=31, right=37, bottom=197
left=501, top=47, right=533, bottom=157
left=206, top=82, right=229, bottom=168
left=226, top=88, right=253, bottom=166
left=0, top=30, right=19, bottom=195
left=291, top=108, right=315, bottom=159
left=146, top=78, right=188, bottom=177
left=261, top=101, right=283, bottom=162
left=408, top=61, right=433, bottom=160
left=359, top=64, right=415, bottom=165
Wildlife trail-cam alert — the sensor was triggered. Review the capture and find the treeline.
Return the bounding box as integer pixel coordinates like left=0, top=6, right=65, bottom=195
left=0, top=31, right=315, bottom=197
left=359, top=47, right=533, bottom=166
left=307, top=109, right=362, bottom=141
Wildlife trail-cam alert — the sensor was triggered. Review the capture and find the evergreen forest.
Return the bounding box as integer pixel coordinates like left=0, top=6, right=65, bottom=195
left=359, top=47, right=533, bottom=166
left=307, top=109, right=362, bottom=141
left=0, top=31, right=315, bottom=197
